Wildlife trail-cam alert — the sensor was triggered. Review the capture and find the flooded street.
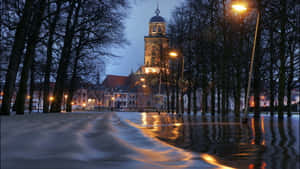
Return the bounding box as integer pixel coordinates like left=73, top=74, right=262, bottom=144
left=126, top=112, right=300, bottom=169
left=1, top=112, right=299, bottom=169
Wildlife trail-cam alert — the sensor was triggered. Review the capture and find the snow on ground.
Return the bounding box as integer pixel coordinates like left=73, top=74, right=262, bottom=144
left=1, top=112, right=216, bottom=169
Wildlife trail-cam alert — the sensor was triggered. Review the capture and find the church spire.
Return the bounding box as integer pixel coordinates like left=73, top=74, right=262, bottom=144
left=155, top=2, right=160, bottom=16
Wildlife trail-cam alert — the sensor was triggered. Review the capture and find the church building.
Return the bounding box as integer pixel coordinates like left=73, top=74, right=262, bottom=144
left=143, top=6, right=169, bottom=74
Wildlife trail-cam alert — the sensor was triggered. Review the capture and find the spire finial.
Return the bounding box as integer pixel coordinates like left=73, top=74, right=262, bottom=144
left=155, top=2, right=160, bottom=16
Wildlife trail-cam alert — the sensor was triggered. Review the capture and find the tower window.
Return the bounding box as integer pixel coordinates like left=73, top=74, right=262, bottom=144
left=158, top=26, right=161, bottom=33
left=153, top=26, right=156, bottom=32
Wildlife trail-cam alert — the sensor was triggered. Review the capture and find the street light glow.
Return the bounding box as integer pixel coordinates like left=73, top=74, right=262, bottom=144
left=49, top=96, right=54, bottom=101
left=232, top=4, right=247, bottom=12
left=145, top=67, right=159, bottom=74
left=140, top=78, right=145, bottom=82
left=169, top=51, right=178, bottom=58
left=142, top=84, right=147, bottom=88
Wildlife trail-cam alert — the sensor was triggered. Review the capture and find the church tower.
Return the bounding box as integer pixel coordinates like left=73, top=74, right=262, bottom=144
left=143, top=6, right=169, bottom=73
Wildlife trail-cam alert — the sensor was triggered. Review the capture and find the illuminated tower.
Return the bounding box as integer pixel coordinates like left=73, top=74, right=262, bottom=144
left=144, top=6, right=169, bottom=73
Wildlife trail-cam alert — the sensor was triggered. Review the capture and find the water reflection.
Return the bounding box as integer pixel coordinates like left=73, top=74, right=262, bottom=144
left=140, top=113, right=300, bottom=169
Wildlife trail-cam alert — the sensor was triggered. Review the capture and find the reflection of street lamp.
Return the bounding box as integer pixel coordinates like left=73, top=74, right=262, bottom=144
left=232, top=2, right=260, bottom=123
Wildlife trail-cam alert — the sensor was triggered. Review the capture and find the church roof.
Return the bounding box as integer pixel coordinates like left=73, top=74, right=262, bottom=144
left=149, top=5, right=165, bottom=23
left=150, top=16, right=165, bottom=23
left=102, top=75, right=129, bottom=89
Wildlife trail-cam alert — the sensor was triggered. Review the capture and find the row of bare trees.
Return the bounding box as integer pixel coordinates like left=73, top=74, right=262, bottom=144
left=167, top=0, right=299, bottom=118
left=0, top=0, right=129, bottom=115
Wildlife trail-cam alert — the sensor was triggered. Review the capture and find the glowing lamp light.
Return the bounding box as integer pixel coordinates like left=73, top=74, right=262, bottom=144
left=140, top=78, right=145, bottom=82
left=82, top=103, right=86, bottom=107
left=232, top=4, right=247, bottom=12
left=201, top=154, right=235, bottom=169
left=169, top=51, right=178, bottom=58
left=111, top=97, right=115, bottom=101
left=27, top=95, right=31, bottom=99
left=142, top=84, right=147, bottom=88
left=49, top=96, right=54, bottom=101
left=64, top=94, right=68, bottom=99
left=145, top=67, right=159, bottom=74
left=174, top=123, right=182, bottom=127
left=71, top=102, right=74, bottom=105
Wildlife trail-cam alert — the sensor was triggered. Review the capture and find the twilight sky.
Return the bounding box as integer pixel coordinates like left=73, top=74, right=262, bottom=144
left=105, top=0, right=184, bottom=77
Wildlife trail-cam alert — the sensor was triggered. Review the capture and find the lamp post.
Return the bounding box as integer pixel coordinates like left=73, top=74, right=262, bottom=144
left=111, top=96, right=115, bottom=110
left=49, top=96, right=54, bottom=111
left=169, top=50, right=184, bottom=114
left=64, top=94, right=68, bottom=112
left=232, top=2, right=260, bottom=123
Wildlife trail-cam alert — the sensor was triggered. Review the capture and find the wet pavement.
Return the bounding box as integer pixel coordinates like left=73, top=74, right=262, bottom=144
left=121, top=112, right=300, bottom=169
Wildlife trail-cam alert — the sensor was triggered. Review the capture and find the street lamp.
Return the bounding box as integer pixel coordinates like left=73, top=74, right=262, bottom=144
left=169, top=51, right=178, bottom=58
left=168, top=50, right=184, bottom=81
left=232, top=3, right=247, bottom=12
left=169, top=50, right=185, bottom=114
left=49, top=96, right=54, bottom=102
left=63, top=94, right=68, bottom=111
left=49, top=96, right=54, bottom=111
left=232, top=2, right=260, bottom=123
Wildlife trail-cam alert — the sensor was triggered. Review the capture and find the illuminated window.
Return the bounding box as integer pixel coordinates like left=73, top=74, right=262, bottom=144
left=158, top=26, right=161, bottom=32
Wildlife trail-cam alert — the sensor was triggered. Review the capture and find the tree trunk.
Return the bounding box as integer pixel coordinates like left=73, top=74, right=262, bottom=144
left=176, top=81, right=179, bottom=114
left=187, top=87, right=191, bottom=114
left=287, top=45, right=294, bottom=116
left=43, top=0, right=62, bottom=113
left=165, top=78, right=170, bottom=113
left=269, top=28, right=275, bottom=116
left=180, top=90, right=184, bottom=114
left=50, top=1, right=81, bottom=112
left=278, top=0, right=287, bottom=119
left=217, top=85, right=221, bottom=114
left=176, top=62, right=180, bottom=114
left=66, top=28, right=84, bottom=112
left=0, top=0, right=34, bottom=115
left=253, top=10, right=262, bottom=119
left=66, top=64, right=78, bottom=112
left=15, top=0, right=46, bottom=114
left=193, top=87, right=197, bottom=114
left=234, top=28, right=242, bottom=117
left=171, top=87, right=175, bottom=114
left=29, top=63, right=35, bottom=113
left=211, top=75, right=215, bottom=116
